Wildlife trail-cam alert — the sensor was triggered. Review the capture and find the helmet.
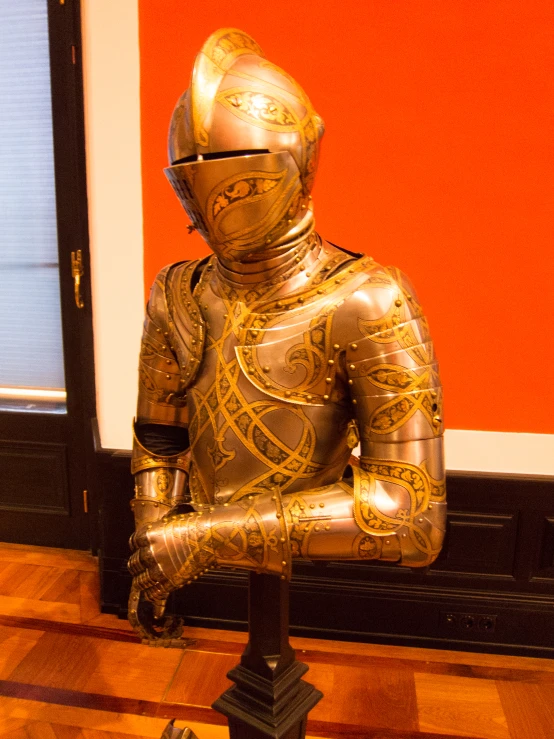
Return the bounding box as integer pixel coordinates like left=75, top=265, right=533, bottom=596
left=164, top=28, right=324, bottom=261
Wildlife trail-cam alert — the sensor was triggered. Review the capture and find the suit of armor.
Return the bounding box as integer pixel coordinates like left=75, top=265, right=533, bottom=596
left=128, top=29, right=446, bottom=629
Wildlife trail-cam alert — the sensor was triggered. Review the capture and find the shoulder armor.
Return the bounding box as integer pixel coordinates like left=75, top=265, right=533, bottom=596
left=137, top=259, right=208, bottom=425
left=164, top=258, right=209, bottom=389
left=341, top=264, right=443, bottom=441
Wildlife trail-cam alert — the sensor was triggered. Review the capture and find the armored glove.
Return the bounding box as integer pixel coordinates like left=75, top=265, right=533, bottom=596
left=128, top=491, right=291, bottom=604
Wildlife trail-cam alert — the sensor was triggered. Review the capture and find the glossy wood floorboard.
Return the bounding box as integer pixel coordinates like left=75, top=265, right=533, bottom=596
left=0, top=544, right=552, bottom=738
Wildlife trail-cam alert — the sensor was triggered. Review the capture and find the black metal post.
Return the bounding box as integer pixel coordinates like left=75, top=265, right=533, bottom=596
left=212, top=572, right=323, bottom=739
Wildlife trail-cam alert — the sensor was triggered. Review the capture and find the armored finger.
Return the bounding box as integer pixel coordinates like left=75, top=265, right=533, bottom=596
left=127, top=550, right=143, bottom=576
left=129, top=527, right=150, bottom=552
left=152, top=598, right=167, bottom=619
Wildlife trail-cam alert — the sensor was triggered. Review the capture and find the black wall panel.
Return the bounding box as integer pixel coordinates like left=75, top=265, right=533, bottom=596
left=0, top=440, right=69, bottom=515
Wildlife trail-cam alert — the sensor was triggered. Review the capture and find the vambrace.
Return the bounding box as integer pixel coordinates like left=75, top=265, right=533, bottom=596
left=131, top=423, right=190, bottom=530
left=282, top=459, right=445, bottom=567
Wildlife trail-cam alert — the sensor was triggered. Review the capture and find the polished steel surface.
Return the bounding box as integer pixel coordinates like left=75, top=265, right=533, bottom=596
left=129, top=29, right=446, bottom=634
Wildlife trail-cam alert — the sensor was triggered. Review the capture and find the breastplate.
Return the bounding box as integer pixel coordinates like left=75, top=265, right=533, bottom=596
left=165, top=255, right=374, bottom=505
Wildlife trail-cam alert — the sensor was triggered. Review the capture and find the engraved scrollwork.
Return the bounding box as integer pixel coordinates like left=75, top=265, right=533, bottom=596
left=221, top=90, right=298, bottom=130
left=354, top=461, right=445, bottom=563
left=209, top=30, right=263, bottom=66
left=210, top=171, right=284, bottom=221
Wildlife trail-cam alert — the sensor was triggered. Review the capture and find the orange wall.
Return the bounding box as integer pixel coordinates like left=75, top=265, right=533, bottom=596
left=139, top=0, right=554, bottom=434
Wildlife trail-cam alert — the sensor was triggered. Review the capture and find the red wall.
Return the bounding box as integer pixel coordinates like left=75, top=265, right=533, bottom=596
left=139, top=0, right=554, bottom=434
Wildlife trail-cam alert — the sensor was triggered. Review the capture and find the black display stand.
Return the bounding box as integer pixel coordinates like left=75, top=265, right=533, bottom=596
left=212, top=572, right=323, bottom=739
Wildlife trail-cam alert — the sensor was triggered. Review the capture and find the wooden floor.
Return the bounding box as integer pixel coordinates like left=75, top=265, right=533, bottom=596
left=0, top=545, right=552, bottom=739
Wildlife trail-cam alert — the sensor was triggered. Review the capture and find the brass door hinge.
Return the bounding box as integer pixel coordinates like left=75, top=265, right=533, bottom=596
left=83, top=489, right=89, bottom=514
left=71, top=250, right=85, bottom=309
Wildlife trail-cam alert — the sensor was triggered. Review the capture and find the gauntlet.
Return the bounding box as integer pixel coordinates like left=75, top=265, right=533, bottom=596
left=128, top=491, right=291, bottom=603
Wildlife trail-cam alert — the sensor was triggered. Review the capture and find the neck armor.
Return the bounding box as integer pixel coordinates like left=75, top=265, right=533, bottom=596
left=164, top=28, right=325, bottom=262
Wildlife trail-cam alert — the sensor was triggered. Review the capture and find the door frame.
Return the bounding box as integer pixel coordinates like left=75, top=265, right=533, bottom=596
left=0, top=0, right=97, bottom=551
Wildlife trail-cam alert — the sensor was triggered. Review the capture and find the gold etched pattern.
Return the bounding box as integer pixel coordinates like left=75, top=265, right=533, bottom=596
left=128, top=492, right=291, bottom=604
left=222, top=90, right=298, bottom=130
left=351, top=266, right=443, bottom=438
left=236, top=256, right=373, bottom=405
left=211, top=171, right=283, bottom=219
left=354, top=461, right=445, bottom=565
left=192, top=29, right=264, bottom=147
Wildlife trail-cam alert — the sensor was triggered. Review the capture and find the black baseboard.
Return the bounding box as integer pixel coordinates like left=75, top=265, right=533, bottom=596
left=94, top=440, right=554, bottom=657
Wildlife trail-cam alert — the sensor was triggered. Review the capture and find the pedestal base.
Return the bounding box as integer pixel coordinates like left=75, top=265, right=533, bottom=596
left=213, top=660, right=323, bottom=739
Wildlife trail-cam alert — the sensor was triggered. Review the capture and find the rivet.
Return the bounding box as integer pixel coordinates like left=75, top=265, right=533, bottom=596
left=310, top=503, right=316, bottom=509
left=301, top=203, right=307, bottom=210
left=418, top=517, right=424, bottom=523
left=298, top=296, right=304, bottom=303
left=156, top=328, right=161, bottom=333
left=348, top=379, right=354, bottom=385
left=166, top=359, right=171, bottom=365
left=265, top=382, right=271, bottom=389
left=323, top=394, right=329, bottom=400
left=314, top=525, right=320, bottom=532
left=333, top=343, right=340, bottom=350
left=349, top=364, right=355, bottom=370
left=276, top=513, right=282, bottom=518
left=319, top=502, right=325, bottom=508
left=325, top=525, right=331, bottom=531
left=306, top=395, right=312, bottom=401
left=282, top=560, right=287, bottom=566
left=285, top=390, right=291, bottom=397
left=352, top=399, right=357, bottom=404
left=395, top=299, right=402, bottom=307
left=407, top=294, right=413, bottom=301
left=434, top=416, right=442, bottom=424
left=431, top=391, right=437, bottom=399
left=166, top=374, right=170, bottom=379
left=325, top=377, right=332, bottom=383
left=248, top=367, right=255, bottom=374
left=328, top=360, right=334, bottom=366
left=248, top=495, right=254, bottom=500
left=428, top=504, right=433, bottom=510
left=263, top=366, right=270, bottom=372
left=281, top=537, right=286, bottom=543
left=317, top=289, right=323, bottom=294
left=223, top=502, right=229, bottom=507
left=281, top=575, right=287, bottom=580
left=385, top=540, right=390, bottom=545
left=351, top=343, right=358, bottom=350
